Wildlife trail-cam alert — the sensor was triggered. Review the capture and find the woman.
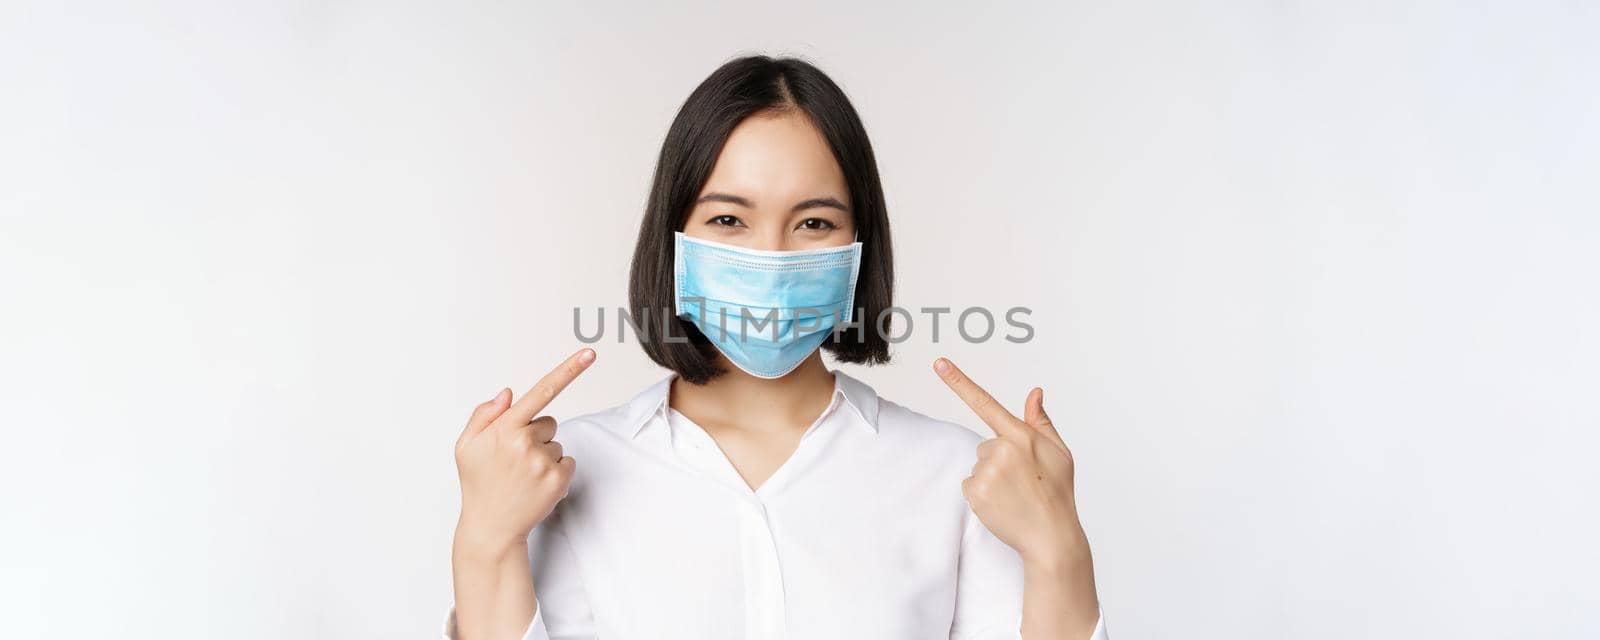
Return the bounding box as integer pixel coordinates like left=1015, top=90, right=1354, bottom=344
left=447, top=55, right=1107, bottom=640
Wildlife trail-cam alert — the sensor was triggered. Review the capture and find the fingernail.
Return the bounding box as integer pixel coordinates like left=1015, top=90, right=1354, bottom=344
left=578, top=349, right=596, bottom=365
left=933, top=358, right=951, bottom=374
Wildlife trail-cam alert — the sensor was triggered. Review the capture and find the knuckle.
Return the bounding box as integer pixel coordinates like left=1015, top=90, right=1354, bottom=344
left=964, top=476, right=993, bottom=499
left=534, top=382, right=557, bottom=401
left=971, top=392, right=996, bottom=411
left=527, top=451, right=552, bottom=471
left=539, top=461, right=566, bottom=484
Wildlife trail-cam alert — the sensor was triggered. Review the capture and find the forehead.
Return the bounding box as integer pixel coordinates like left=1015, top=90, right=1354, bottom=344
left=700, top=110, right=849, bottom=201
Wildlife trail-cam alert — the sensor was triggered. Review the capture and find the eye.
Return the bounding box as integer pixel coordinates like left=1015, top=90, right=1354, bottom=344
left=708, top=215, right=745, bottom=228
left=796, top=218, right=838, bottom=232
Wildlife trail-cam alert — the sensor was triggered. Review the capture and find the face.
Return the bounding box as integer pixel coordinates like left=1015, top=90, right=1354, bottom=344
left=682, top=110, right=855, bottom=251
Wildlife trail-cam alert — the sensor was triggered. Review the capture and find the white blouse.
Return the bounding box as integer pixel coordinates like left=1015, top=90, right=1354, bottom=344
left=445, top=371, right=1108, bottom=639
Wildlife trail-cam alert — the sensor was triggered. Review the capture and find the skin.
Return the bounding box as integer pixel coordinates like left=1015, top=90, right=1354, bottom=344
left=670, top=109, right=857, bottom=492
left=451, top=109, right=1099, bottom=639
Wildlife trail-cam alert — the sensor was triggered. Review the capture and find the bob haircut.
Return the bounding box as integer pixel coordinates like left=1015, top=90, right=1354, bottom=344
left=628, top=55, right=894, bottom=385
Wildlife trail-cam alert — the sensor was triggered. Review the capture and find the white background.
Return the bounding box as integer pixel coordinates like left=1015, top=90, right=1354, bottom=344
left=3, top=1, right=1597, bottom=638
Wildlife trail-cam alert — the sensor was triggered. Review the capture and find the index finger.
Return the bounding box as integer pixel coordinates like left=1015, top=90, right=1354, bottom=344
left=501, top=348, right=597, bottom=427
left=932, top=358, right=1026, bottom=438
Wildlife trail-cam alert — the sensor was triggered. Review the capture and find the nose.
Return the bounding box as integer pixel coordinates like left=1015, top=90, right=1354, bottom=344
left=747, top=226, right=791, bottom=252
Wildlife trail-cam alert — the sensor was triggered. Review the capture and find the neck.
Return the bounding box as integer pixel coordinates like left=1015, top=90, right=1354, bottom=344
left=669, top=352, right=837, bottom=434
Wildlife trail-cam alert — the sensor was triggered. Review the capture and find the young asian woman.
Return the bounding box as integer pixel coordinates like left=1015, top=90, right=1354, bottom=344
left=447, top=55, right=1107, bottom=640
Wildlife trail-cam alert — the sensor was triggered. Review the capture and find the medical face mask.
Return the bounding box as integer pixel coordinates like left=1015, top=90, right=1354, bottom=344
left=673, top=231, right=863, bottom=379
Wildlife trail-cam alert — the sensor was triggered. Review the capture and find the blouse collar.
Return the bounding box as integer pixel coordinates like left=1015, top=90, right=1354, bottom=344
left=619, top=369, right=881, bottom=438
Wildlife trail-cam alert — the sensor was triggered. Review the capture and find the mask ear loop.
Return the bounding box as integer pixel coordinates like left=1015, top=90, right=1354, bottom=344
left=841, top=228, right=864, bottom=330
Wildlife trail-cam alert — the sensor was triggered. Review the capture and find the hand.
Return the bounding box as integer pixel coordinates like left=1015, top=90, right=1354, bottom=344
left=933, top=357, right=1089, bottom=568
left=454, top=348, right=595, bottom=547
left=935, top=360, right=1101, bottom=640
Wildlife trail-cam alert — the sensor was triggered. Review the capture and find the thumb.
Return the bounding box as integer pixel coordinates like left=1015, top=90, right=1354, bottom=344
left=1023, top=387, right=1066, bottom=447
left=463, top=388, right=512, bottom=437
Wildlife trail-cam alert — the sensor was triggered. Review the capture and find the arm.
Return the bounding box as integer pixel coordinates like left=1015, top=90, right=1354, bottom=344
left=934, top=358, right=1106, bottom=640
left=950, top=505, right=1106, bottom=640
left=452, top=524, right=538, bottom=640
left=449, top=349, right=595, bottom=640
left=446, top=512, right=594, bottom=640
left=1020, top=531, right=1101, bottom=639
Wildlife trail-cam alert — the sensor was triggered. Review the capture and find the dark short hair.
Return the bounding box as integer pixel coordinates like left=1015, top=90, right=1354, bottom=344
left=628, top=54, right=894, bottom=384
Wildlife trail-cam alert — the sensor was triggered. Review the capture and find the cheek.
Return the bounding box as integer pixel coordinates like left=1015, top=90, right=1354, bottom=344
left=684, top=228, right=750, bottom=248
left=791, top=232, right=853, bottom=250
left=679, top=210, right=709, bottom=231
left=680, top=212, right=740, bottom=240
left=826, top=220, right=859, bottom=245
left=799, top=215, right=856, bottom=245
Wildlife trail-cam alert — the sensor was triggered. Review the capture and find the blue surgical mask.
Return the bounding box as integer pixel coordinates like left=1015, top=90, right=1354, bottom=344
left=673, top=231, right=863, bottom=379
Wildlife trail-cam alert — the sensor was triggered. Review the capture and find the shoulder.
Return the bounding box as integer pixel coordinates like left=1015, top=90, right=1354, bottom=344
left=555, top=401, right=643, bottom=450
left=559, top=402, right=635, bottom=432
left=551, top=375, right=672, bottom=450
left=836, top=370, right=984, bottom=450
left=873, top=394, right=986, bottom=455
left=856, top=393, right=985, bottom=495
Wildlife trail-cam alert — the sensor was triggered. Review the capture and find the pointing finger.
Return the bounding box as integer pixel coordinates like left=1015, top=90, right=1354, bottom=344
left=933, top=358, right=1026, bottom=439
left=500, top=348, right=597, bottom=428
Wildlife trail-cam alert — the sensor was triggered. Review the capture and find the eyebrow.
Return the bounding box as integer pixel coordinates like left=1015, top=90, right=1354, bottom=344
left=697, top=192, right=851, bottom=214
